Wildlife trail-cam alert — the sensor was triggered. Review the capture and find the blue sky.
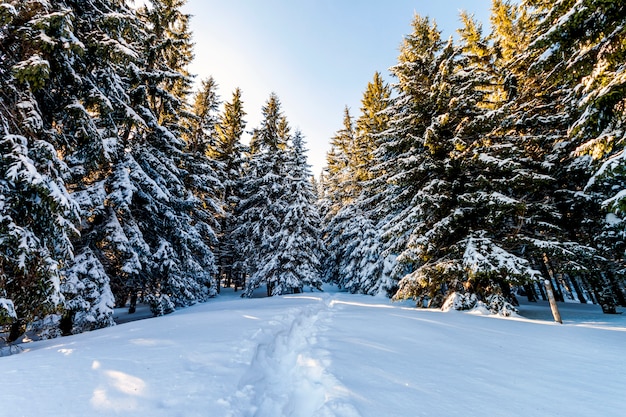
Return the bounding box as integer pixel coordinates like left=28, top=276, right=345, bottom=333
left=181, top=1, right=494, bottom=174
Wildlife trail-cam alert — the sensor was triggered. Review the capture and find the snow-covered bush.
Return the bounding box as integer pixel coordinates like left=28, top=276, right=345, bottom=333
left=147, top=294, right=175, bottom=317
left=27, top=314, right=63, bottom=340
left=0, top=298, right=17, bottom=325
left=442, top=292, right=478, bottom=311
left=441, top=292, right=519, bottom=316
left=485, top=294, right=519, bottom=317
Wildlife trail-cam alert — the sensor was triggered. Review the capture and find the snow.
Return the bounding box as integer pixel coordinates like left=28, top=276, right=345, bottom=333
left=462, top=232, right=541, bottom=278
left=0, top=298, right=17, bottom=320
left=2, top=288, right=626, bottom=416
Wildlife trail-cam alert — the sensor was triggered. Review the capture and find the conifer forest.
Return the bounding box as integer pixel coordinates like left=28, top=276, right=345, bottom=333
left=1, top=0, right=625, bottom=343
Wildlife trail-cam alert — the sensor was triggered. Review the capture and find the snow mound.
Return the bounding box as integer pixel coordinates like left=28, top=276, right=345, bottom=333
left=442, top=292, right=519, bottom=316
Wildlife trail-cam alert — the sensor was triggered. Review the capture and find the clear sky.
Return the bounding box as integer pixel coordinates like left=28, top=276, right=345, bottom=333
left=180, top=1, right=494, bottom=175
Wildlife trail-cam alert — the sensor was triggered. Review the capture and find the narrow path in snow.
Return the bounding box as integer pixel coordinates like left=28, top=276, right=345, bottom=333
left=228, top=295, right=361, bottom=417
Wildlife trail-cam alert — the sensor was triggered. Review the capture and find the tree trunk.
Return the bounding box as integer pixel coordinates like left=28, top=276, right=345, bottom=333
left=59, top=311, right=74, bottom=336
left=569, top=274, right=587, bottom=304
left=523, top=283, right=537, bottom=302
left=7, top=319, right=23, bottom=344
left=129, top=293, right=137, bottom=314
left=606, top=271, right=626, bottom=307
left=542, top=254, right=564, bottom=302
left=544, top=279, right=562, bottom=324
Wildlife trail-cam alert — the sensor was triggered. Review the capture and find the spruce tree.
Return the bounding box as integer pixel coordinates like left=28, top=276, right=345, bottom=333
left=385, top=10, right=551, bottom=308
left=215, top=88, right=247, bottom=290
left=505, top=0, right=625, bottom=309
left=236, top=94, right=290, bottom=296
left=265, top=132, right=323, bottom=293
left=374, top=15, right=445, bottom=283
left=63, top=0, right=152, bottom=325
left=237, top=94, right=320, bottom=296
left=116, top=0, right=219, bottom=311
left=0, top=0, right=123, bottom=339
left=322, top=73, right=392, bottom=294
left=183, top=77, right=223, bottom=292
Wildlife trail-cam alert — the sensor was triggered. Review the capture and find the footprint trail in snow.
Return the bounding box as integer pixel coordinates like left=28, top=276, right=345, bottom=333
left=226, top=295, right=361, bottom=417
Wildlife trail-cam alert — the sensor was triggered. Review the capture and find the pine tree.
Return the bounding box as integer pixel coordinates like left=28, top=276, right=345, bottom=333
left=505, top=0, right=625, bottom=310
left=215, top=88, right=247, bottom=289
left=187, top=77, right=221, bottom=156
left=321, top=107, right=356, bottom=217
left=354, top=72, right=392, bottom=220
left=354, top=72, right=391, bottom=183
left=141, top=0, right=218, bottom=309
left=236, top=94, right=313, bottom=296
left=389, top=10, right=551, bottom=309
left=322, top=73, right=393, bottom=294
left=182, top=77, right=223, bottom=291
left=374, top=15, right=445, bottom=283
left=262, top=132, right=323, bottom=293
left=0, top=0, right=111, bottom=340
left=63, top=0, right=153, bottom=326
left=67, top=0, right=218, bottom=314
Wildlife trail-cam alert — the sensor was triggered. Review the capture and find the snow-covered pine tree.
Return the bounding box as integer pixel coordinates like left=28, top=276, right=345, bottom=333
left=354, top=72, right=390, bottom=185
left=390, top=29, right=514, bottom=306
left=183, top=77, right=224, bottom=291
left=354, top=72, right=392, bottom=220
left=123, top=0, right=219, bottom=311
left=60, top=0, right=152, bottom=328
left=319, top=107, right=356, bottom=218
left=373, top=15, right=445, bottom=285
left=264, top=132, right=323, bottom=292
left=0, top=0, right=100, bottom=340
left=319, top=109, right=354, bottom=288
left=392, top=10, right=549, bottom=311
left=322, top=72, right=393, bottom=295
left=214, top=88, right=247, bottom=290
left=236, top=94, right=306, bottom=296
left=506, top=0, right=625, bottom=310
left=187, top=77, right=221, bottom=157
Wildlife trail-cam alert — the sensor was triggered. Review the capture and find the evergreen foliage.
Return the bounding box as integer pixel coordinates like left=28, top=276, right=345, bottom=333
left=321, top=72, right=393, bottom=295
left=215, top=88, right=247, bottom=290
left=236, top=95, right=323, bottom=296
left=1, top=0, right=626, bottom=344
left=0, top=0, right=226, bottom=340
left=321, top=2, right=626, bottom=312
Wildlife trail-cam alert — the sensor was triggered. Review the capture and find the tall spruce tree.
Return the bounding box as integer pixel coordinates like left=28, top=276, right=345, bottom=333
left=124, top=0, right=218, bottom=312
left=495, top=0, right=625, bottom=310
left=374, top=15, right=445, bottom=284
left=270, top=132, right=323, bottom=292
left=181, top=77, right=223, bottom=292
left=0, top=0, right=144, bottom=339
left=320, top=107, right=356, bottom=217
left=322, top=73, right=392, bottom=294
left=236, top=93, right=291, bottom=296
left=391, top=12, right=540, bottom=308
left=215, top=88, right=247, bottom=290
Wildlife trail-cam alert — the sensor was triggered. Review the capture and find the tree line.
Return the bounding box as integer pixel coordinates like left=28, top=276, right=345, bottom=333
left=1, top=0, right=625, bottom=343
left=0, top=0, right=321, bottom=343
left=320, top=0, right=626, bottom=314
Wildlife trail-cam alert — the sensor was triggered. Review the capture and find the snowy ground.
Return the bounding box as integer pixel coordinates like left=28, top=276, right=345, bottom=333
left=2, top=288, right=625, bottom=417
